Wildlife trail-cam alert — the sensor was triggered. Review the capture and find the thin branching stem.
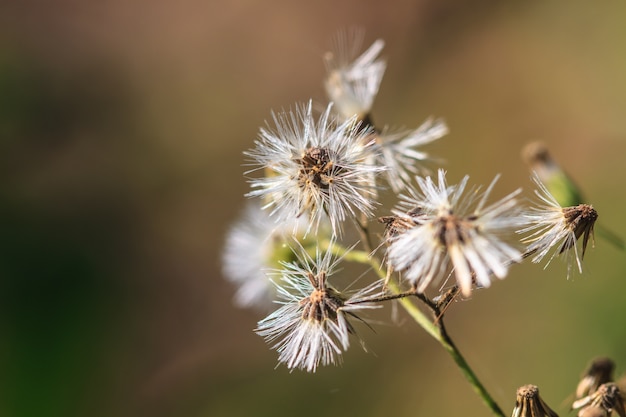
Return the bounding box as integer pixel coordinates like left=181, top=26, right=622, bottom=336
left=354, top=211, right=374, bottom=253
left=352, top=289, right=417, bottom=304
left=322, top=239, right=506, bottom=417
left=427, top=299, right=506, bottom=417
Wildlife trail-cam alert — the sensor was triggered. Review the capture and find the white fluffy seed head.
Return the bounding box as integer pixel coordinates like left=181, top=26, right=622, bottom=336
left=245, top=100, right=385, bottom=237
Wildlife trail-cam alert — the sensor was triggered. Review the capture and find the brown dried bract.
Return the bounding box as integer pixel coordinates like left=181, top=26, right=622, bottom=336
left=296, top=147, right=336, bottom=191
left=562, top=204, right=598, bottom=257
left=378, top=212, right=418, bottom=240
left=512, top=384, right=559, bottom=417
left=572, top=383, right=626, bottom=417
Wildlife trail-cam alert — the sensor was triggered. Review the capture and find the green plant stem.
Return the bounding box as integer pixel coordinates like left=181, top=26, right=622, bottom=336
left=324, top=240, right=505, bottom=417
left=436, top=321, right=505, bottom=417
left=390, top=280, right=505, bottom=417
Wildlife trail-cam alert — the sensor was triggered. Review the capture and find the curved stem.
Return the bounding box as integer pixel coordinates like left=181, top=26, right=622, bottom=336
left=436, top=319, right=506, bottom=417
left=323, top=240, right=505, bottom=417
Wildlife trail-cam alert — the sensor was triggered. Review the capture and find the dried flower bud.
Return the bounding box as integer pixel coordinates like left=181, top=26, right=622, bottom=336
left=512, top=384, right=559, bottom=417
left=378, top=210, right=419, bottom=241
left=562, top=205, right=598, bottom=258
left=572, top=383, right=626, bottom=417
left=576, top=357, right=616, bottom=399
left=519, top=174, right=598, bottom=276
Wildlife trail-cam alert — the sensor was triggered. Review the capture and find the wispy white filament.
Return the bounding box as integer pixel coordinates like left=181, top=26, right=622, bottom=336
left=221, top=202, right=308, bottom=311
left=324, top=30, right=386, bottom=120
left=376, top=118, right=448, bottom=192
left=518, top=174, right=596, bottom=276
left=256, top=243, right=381, bottom=372
left=385, top=169, right=524, bottom=296
left=245, top=100, right=385, bottom=236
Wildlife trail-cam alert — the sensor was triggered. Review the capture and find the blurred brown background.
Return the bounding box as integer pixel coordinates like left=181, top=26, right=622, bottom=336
left=1, top=1, right=625, bottom=416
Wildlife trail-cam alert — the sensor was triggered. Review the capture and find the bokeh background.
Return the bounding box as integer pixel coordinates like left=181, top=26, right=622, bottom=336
left=1, top=1, right=626, bottom=416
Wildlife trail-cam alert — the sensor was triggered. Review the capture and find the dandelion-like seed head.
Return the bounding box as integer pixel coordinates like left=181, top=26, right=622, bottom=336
left=323, top=29, right=386, bottom=121
left=256, top=242, right=381, bottom=372
left=512, top=384, right=559, bottom=417
left=384, top=169, right=524, bottom=296
left=573, top=383, right=626, bottom=417
left=518, top=174, right=598, bottom=276
left=222, top=202, right=312, bottom=311
left=245, top=100, right=385, bottom=236
left=375, top=118, right=448, bottom=193
left=298, top=270, right=349, bottom=328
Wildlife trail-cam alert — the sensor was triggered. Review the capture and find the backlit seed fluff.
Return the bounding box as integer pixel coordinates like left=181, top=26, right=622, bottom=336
left=384, top=169, right=525, bottom=297
left=518, top=173, right=598, bottom=276
left=323, top=29, right=386, bottom=121
left=245, top=100, right=385, bottom=236
left=222, top=202, right=311, bottom=311
left=255, top=242, right=381, bottom=372
left=376, top=118, right=448, bottom=193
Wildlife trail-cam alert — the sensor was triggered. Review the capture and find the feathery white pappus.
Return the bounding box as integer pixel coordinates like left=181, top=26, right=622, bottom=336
left=245, top=100, right=385, bottom=236
left=383, top=169, right=525, bottom=296
left=255, top=241, right=382, bottom=372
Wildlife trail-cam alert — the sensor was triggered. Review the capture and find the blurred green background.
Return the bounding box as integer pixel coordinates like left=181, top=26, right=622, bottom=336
left=1, top=1, right=625, bottom=416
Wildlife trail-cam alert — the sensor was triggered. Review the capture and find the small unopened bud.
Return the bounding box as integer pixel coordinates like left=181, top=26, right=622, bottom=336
left=572, top=383, right=626, bottom=417
left=522, top=142, right=625, bottom=252
left=522, top=141, right=583, bottom=207
left=512, top=384, right=559, bottom=417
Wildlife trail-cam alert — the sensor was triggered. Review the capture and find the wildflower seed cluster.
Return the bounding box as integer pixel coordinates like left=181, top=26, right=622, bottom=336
left=225, top=29, right=597, bottom=372
left=221, top=29, right=611, bottom=416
